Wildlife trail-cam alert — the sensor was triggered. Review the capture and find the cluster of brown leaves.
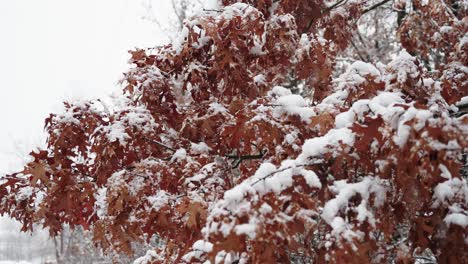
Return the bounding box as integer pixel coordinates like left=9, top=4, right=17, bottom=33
left=1, top=1, right=467, bottom=263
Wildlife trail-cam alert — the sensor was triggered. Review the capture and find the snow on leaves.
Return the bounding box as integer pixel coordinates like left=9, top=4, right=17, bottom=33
left=0, top=1, right=467, bottom=263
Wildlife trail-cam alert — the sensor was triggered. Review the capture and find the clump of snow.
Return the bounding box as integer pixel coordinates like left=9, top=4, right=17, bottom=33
left=329, top=217, right=363, bottom=245
left=432, top=177, right=468, bottom=229
left=209, top=102, right=228, bottom=114
left=16, top=186, right=33, bottom=201
left=393, top=107, right=432, bottom=147
left=250, top=35, right=266, bottom=55
left=456, top=96, right=468, bottom=106
left=432, top=178, right=467, bottom=207
left=128, top=175, right=145, bottom=196
left=190, top=142, right=211, bottom=154
left=185, top=162, right=216, bottom=184
left=191, top=25, right=211, bottom=49
left=284, top=132, right=297, bottom=144
left=259, top=203, right=272, bottom=214
left=334, top=91, right=405, bottom=130
left=183, top=240, right=214, bottom=262
left=297, top=128, right=355, bottom=161
left=54, top=100, right=107, bottom=126
left=301, top=169, right=322, bottom=189
left=444, top=213, right=468, bottom=228
left=331, top=91, right=438, bottom=149
left=316, top=89, right=349, bottom=113
left=94, top=187, right=108, bottom=218
left=171, top=148, right=187, bottom=162
left=270, top=86, right=292, bottom=97
left=100, top=105, right=158, bottom=146
left=253, top=74, right=266, bottom=85
left=273, top=93, right=314, bottom=122
left=335, top=111, right=355, bottom=129
left=349, top=61, right=381, bottom=77
left=173, top=26, right=189, bottom=55
left=134, top=250, right=163, bottom=264
left=146, top=191, right=171, bottom=211
left=277, top=94, right=307, bottom=107
left=107, top=170, right=126, bottom=188
left=385, top=50, right=419, bottom=85
left=220, top=3, right=258, bottom=21
left=235, top=221, right=258, bottom=239
left=105, top=122, right=130, bottom=145
left=56, top=111, right=81, bottom=125
left=322, top=177, right=387, bottom=242
left=192, top=240, right=214, bottom=252
left=334, top=61, right=381, bottom=90
left=439, top=164, right=452, bottom=179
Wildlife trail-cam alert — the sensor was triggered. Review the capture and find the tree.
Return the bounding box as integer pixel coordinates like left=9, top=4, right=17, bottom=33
left=1, top=0, right=467, bottom=263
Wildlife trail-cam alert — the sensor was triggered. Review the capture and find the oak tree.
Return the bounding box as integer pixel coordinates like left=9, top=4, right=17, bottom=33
left=1, top=0, right=467, bottom=263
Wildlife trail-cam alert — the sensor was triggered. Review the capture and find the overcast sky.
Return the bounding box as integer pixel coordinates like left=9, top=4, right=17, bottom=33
left=0, top=0, right=181, bottom=244
left=0, top=0, right=177, bottom=174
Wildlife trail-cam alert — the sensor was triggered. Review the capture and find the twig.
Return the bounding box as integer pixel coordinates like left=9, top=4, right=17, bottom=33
left=203, top=8, right=222, bottom=13
left=144, top=138, right=176, bottom=153
left=225, top=149, right=267, bottom=169
left=362, top=0, right=392, bottom=15
left=304, top=0, right=348, bottom=33
left=350, top=39, right=368, bottom=62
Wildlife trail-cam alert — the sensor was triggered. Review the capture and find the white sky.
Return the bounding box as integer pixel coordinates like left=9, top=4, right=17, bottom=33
left=0, top=0, right=181, bottom=244
left=0, top=0, right=175, bottom=174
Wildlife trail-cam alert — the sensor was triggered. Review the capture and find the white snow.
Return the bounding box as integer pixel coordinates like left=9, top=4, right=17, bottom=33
left=134, top=250, right=163, bottom=264
left=456, top=96, right=468, bottom=106
left=146, top=191, right=170, bottom=211
left=209, top=102, right=228, bottom=114
left=190, top=142, right=211, bottom=154
left=300, top=169, right=322, bottom=189
left=335, top=111, right=355, bottom=128
left=253, top=74, right=266, bottom=85
left=273, top=93, right=314, bottom=122
left=105, top=122, right=130, bottom=145
left=185, top=162, right=216, bottom=184
left=271, top=86, right=292, bottom=97
left=385, top=50, right=419, bottom=85
left=432, top=178, right=467, bottom=207
left=439, top=164, right=452, bottom=179
left=321, top=177, right=387, bottom=241
left=444, top=213, right=468, bottom=228
left=94, top=187, right=108, bottom=218
left=173, top=26, right=189, bottom=54
left=234, top=222, right=257, bottom=238
left=17, top=186, right=33, bottom=201
left=298, top=128, right=355, bottom=161
left=393, top=107, right=432, bottom=147
left=334, top=61, right=381, bottom=91
left=192, top=240, right=214, bottom=252
left=171, top=148, right=187, bottom=162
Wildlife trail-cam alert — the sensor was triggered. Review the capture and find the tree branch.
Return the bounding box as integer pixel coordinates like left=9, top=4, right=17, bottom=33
left=203, top=8, right=222, bottom=13
left=304, top=0, right=348, bottom=33
left=144, top=138, right=176, bottom=153
left=350, top=39, right=368, bottom=62
left=225, top=149, right=267, bottom=169
left=362, top=0, right=392, bottom=15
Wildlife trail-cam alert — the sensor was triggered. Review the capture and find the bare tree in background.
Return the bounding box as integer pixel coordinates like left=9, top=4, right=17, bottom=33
left=141, top=0, right=209, bottom=40
left=0, top=217, right=55, bottom=262
left=341, top=0, right=400, bottom=65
